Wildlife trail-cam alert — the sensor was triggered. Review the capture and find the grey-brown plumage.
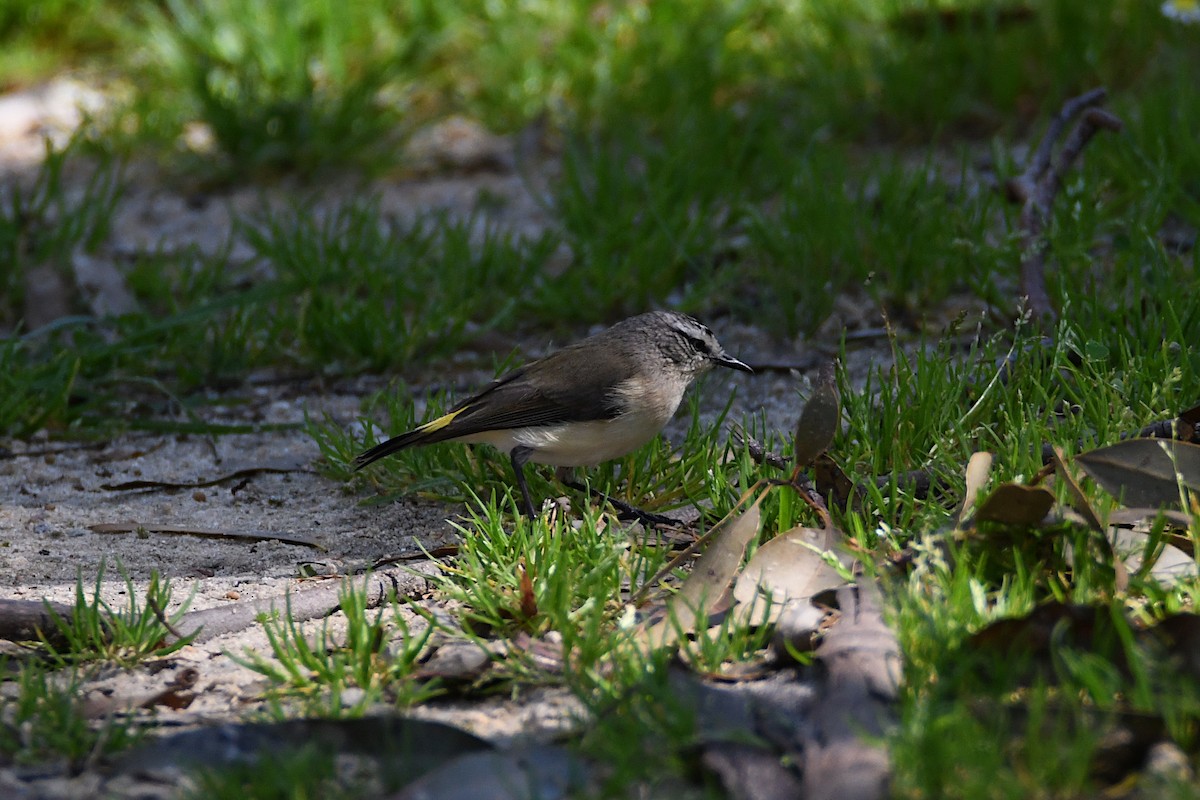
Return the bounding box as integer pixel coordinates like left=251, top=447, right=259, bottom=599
left=355, top=310, right=751, bottom=517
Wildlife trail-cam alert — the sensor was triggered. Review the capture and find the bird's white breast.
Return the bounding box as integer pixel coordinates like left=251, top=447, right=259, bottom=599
left=459, top=412, right=663, bottom=466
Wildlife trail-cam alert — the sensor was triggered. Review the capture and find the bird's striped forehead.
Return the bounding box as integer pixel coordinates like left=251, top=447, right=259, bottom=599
left=669, top=315, right=714, bottom=340
left=661, top=312, right=720, bottom=352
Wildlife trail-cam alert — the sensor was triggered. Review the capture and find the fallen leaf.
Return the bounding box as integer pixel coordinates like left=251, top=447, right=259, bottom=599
left=1109, top=529, right=1197, bottom=584
left=794, top=361, right=841, bottom=470
left=1106, top=507, right=1192, bottom=530
left=517, top=561, right=538, bottom=620
left=1051, top=446, right=1104, bottom=530
left=702, top=741, right=804, bottom=800
left=90, top=522, right=325, bottom=551
left=637, top=504, right=762, bottom=650
left=774, top=598, right=831, bottom=661
left=1077, top=439, right=1200, bottom=509
left=974, top=483, right=1056, bottom=526
left=801, top=582, right=899, bottom=800
left=967, top=602, right=1128, bottom=682
left=1155, top=613, right=1200, bottom=681
left=1105, top=507, right=1195, bottom=558
left=731, top=525, right=846, bottom=626
left=814, top=454, right=855, bottom=508
left=116, top=716, right=491, bottom=790
left=957, top=451, right=994, bottom=529
left=1051, top=446, right=1126, bottom=589
left=393, top=744, right=589, bottom=800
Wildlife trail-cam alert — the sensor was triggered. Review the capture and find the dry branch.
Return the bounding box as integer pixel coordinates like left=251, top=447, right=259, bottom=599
left=0, top=599, right=78, bottom=647
left=0, top=566, right=433, bottom=648
left=1007, top=87, right=1124, bottom=324
left=173, top=565, right=433, bottom=644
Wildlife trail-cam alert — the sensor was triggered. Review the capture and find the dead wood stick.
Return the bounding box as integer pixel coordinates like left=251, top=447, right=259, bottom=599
left=0, top=567, right=433, bottom=648
left=1008, top=87, right=1123, bottom=324
left=1020, top=87, right=1108, bottom=190
left=0, top=599, right=79, bottom=647
left=801, top=580, right=901, bottom=800
left=173, top=565, right=434, bottom=644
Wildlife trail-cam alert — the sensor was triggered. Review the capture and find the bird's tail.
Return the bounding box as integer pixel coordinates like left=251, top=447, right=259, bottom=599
left=352, top=407, right=468, bottom=470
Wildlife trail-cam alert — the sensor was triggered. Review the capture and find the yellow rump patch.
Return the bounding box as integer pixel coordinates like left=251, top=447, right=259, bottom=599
left=418, top=408, right=464, bottom=433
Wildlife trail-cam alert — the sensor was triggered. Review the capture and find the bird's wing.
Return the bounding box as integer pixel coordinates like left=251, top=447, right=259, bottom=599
left=429, top=348, right=637, bottom=439
left=354, top=340, right=638, bottom=468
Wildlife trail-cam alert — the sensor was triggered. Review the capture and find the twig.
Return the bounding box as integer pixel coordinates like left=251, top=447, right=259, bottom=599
left=0, top=568, right=434, bottom=647
left=147, top=594, right=189, bottom=644
left=737, top=433, right=790, bottom=471
left=169, top=565, right=433, bottom=644
left=1018, top=88, right=1108, bottom=193
left=1007, top=88, right=1123, bottom=324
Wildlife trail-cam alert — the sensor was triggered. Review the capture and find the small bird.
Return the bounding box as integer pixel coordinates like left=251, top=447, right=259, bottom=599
left=354, top=310, right=752, bottom=519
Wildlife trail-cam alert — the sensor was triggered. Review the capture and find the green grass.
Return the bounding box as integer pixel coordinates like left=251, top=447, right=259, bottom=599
left=0, top=134, right=123, bottom=332
left=1, top=1, right=1195, bottom=437
left=0, top=567, right=188, bottom=767
left=0, top=0, right=127, bottom=87
left=42, top=564, right=194, bottom=667
left=0, top=661, right=142, bottom=767
left=888, top=530, right=1200, bottom=798
left=236, top=583, right=439, bottom=715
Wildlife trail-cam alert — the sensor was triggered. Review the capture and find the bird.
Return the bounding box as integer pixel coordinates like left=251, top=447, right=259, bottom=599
left=354, top=310, right=752, bottom=519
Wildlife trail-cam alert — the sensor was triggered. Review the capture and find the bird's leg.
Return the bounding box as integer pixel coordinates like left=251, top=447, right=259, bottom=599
left=554, top=468, right=682, bottom=528
left=510, top=446, right=539, bottom=519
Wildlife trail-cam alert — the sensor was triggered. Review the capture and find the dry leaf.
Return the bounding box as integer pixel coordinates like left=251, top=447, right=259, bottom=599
left=974, top=483, right=1056, bottom=526
left=967, top=602, right=1132, bottom=683
left=116, top=716, right=492, bottom=788
left=1051, top=445, right=1104, bottom=530
left=394, top=745, right=588, bottom=800
left=1109, top=529, right=1197, bottom=584
left=637, top=504, right=762, bottom=650
left=731, top=525, right=846, bottom=626
left=814, top=453, right=855, bottom=508
left=1107, top=507, right=1192, bottom=530
left=794, top=361, right=841, bottom=470
left=1076, top=439, right=1200, bottom=509
left=957, top=451, right=994, bottom=529
left=517, top=561, right=538, bottom=619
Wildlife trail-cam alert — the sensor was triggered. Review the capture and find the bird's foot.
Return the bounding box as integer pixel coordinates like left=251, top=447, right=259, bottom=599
left=610, top=502, right=683, bottom=528
left=560, top=479, right=682, bottom=527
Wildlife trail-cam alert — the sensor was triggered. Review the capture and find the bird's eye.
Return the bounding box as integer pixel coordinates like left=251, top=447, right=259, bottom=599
left=684, top=334, right=711, bottom=354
